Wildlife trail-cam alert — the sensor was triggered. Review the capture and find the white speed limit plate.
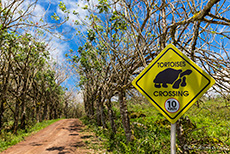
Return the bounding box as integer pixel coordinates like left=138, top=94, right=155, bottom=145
left=165, top=98, right=180, bottom=113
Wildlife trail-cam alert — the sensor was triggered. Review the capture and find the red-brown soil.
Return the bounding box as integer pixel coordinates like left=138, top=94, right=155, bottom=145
left=1, top=119, right=100, bottom=154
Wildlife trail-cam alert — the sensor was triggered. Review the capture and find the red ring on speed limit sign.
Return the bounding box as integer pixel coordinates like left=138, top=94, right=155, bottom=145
left=165, top=98, right=180, bottom=113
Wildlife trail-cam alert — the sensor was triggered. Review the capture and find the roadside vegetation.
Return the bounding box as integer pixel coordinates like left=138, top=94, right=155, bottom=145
left=82, top=96, right=230, bottom=153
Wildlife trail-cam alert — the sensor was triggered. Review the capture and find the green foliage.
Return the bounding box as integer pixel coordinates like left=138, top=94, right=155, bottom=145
left=73, top=10, right=79, bottom=15
left=82, top=5, right=88, bottom=10
left=51, top=13, right=60, bottom=21
left=82, top=98, right=230, bottom=153
left=110, top=12, right=128, bottom=31
left=58, top=1, right=69, bottom=13
left=0, top=29, right=71, bottom=135
left=87, top=29, right=96, bottom=42
left=97, top=0, right=111, bottom=13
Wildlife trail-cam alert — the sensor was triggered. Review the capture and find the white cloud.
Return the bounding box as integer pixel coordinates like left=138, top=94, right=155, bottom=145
left=1, top=0, right=12, bottom=7
left=75, top=90, right=84, bottom=103
left=48, top=38, right=69, bottom=63
left=55, top=0, right=100, bottom=27
left=32, top=3, right=46, bottom=19
left=57, top=0, right=88, bottom=26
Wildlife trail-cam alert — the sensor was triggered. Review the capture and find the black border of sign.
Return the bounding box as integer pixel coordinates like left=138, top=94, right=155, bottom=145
left=135, top=47, right=211, bottom=119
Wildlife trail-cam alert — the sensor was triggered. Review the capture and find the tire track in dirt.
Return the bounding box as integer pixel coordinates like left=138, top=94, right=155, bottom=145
left=1, top=119, right=97, bottom=154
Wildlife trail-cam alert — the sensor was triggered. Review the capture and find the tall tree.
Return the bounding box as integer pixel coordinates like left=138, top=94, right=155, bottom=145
left=68, top=0, right=230, bottom=143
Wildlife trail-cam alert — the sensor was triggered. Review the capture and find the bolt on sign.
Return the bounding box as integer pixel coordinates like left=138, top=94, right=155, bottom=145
left=132, top=44, right=215, bottom=123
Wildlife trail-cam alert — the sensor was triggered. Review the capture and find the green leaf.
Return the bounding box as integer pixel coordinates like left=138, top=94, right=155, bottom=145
left=82, top=5, right=88, bottom=10
left=51, top=13, right=60, bottom=21
left=87, top=29, right=96, bottom=42
left=73, top=10, right=79, bottom=15
left=59, top=1, right=69, bottom=13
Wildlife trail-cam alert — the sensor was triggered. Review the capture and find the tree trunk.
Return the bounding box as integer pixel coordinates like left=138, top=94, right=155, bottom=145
left=106, top=96, right=116, bottom=138
left=0, top=99, right=5, bottom=134
left=100, top=101, right=107, bottom=129
left=119, top=89, right=131, bottom=142
left=31, top=102, right=35, bottom=122
left=36, top=104, right=40, bottom=123
left=20, top=100, right=26, bottom=130
left=13, top=98, right=20, bottom=134
left=54, top=103, right=58, bottom=119
left=89, top=94, right=94, bottom=118
left=42, top=102, right=48, bottom=120
left=46, top=104, right=49, bottom=120
left=160, top=0, right=167, bottom=50
left=96, top=100, right=102, bottom=126
left=49, top=104, right=53, bottom=120
left=64, top=101, right=68, bottom=118
left=83, top=92, right=90, bottom=118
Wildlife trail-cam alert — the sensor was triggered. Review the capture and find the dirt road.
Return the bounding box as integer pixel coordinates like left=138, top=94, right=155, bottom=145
left=1, top=119, right=99, bottom=154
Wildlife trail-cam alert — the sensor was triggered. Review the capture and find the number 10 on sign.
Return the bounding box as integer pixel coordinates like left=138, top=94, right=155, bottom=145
left=165, top=98, right=180, bottom=113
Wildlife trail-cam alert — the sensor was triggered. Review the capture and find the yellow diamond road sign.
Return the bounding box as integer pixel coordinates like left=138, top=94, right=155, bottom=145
left=132, top=44, right=215, bottom=123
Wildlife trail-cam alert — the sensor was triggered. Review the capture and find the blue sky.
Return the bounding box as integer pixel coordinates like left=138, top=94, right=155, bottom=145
left=2, top=0, right=229, bottom=96
left=1, top=0, right=88, bottom=93
left=36, top=0, right=229, bottom=94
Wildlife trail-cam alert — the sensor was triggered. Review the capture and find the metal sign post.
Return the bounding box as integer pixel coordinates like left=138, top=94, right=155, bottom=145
left=171, top=123, right=176, bottom=154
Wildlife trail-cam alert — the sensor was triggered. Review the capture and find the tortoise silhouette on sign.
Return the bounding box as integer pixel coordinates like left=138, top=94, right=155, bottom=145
left=153, top=68, right=192, bottom=89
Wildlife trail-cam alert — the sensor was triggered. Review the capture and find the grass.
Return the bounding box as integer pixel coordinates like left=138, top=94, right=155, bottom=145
left=0, top=119, right=61, bottom=152
left=82, top=97, right=230, bottom=153
left=131, top=98, right=230, bottom=153
left=184, top=99, right=230, bottom=152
